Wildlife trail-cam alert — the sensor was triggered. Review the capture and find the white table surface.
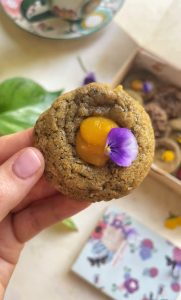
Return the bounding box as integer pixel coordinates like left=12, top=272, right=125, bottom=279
left=0, top=1, right=181, bottom=299
left=115, top=0, right=181, bottom=69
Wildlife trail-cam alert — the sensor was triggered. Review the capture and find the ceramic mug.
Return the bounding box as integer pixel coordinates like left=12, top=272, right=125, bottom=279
left=21, top=0, right=102, bottom=22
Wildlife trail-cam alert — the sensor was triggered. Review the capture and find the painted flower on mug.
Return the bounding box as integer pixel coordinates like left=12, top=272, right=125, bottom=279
left=52, top=7, right=77, bottom=20
left=1, top=0, right=22, bottom=17
left=83, top=0, right=101, bottom=14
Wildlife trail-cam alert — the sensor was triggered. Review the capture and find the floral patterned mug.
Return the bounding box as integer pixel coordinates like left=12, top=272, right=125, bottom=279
left=21, top=0, right=102, bottom=22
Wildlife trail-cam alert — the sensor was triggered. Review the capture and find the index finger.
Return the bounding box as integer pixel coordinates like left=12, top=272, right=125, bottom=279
left=0, top=128, right=33, bottom=164
left=13, top=195, right=90, bottom=242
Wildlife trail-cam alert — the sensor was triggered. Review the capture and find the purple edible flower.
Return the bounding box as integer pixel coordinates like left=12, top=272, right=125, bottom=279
left=143, top=81, right=154, bottom=93
left=124, top=278, right=139, bottom=293
left=83, top=72, right=96, bottom=85
left=105, top=128, right=138, bottom=167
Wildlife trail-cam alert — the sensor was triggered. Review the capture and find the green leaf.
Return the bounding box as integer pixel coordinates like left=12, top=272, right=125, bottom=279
left=0, top=78, right=77, bottom=230
left=62, top=218, right=78, bottom=231
left=0, top=77, right=64, bottom=135
left=0, top=77, right=77, bottom=232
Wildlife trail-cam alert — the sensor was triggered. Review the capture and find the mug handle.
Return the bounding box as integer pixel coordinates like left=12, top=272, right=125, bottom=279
left=21, top=0, right=54, bottom=22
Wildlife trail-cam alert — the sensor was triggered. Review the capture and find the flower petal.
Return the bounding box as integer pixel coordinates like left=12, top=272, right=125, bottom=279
left=83, top=72, right=96, bottom=85
left=106, top=128, right=138, bottom=167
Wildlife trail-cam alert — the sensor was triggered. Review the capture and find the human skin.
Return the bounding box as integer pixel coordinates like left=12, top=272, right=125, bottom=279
left=0, top=128, right=89, bottom=299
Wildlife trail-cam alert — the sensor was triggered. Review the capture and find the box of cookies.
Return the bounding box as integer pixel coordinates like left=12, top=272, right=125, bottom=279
left=112, top=49, right=181, bottom=195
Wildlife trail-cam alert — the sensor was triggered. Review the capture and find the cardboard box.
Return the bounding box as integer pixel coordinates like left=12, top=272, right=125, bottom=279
left=112, top=49, right=181, bottom=196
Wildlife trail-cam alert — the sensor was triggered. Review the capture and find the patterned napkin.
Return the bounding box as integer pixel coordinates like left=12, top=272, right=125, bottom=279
left=72, top=206, right=181, bottom=300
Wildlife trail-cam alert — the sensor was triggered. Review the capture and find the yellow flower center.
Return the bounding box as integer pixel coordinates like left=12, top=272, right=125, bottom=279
left=161, top=150, right=175, bottom=162
left=76, top=116, right=118, bottom=167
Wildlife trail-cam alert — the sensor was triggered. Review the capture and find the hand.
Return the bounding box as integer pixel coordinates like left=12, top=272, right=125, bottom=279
left=0, top=129, right=90, bottom=299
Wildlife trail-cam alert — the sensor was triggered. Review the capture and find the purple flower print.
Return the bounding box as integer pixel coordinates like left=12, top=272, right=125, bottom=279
left=124, top=278, right=139, bottom=293
left=149, top=267, right=158, bottom=278
left=111, top=218, right=122, bottom=229
left=142, top=239, right=154, bottom=249
left=171, top=282, right=180, bottom=292
left=140, top=247, right=152, bottom=260
left=140, top=239, right=154, bottom=260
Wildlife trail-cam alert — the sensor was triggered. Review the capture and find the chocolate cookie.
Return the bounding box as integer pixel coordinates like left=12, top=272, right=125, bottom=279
left=148, top=85, right=181, bottom=119
left=145, top=103, right=169, bottom=138
left=34, top=83, right=155, bottom=202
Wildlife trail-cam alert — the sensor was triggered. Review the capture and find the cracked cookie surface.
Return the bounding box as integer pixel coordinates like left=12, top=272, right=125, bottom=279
left=33, top=83, right=155, bottom=202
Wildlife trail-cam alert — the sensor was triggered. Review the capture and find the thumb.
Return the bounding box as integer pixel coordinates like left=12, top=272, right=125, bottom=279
left=0, top=147, right=44, bottom=222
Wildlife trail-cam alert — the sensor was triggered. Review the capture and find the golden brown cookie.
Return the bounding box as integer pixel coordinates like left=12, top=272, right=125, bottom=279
left=34, top=83, right=155, bottom=202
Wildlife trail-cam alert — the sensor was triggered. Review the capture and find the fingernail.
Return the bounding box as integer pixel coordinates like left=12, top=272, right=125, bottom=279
left=13, top=148, right=42, bottom=179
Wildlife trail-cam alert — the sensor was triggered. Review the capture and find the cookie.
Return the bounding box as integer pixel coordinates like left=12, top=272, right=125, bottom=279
left=145, top=102, right=169, bottom=138
left=125, top=89, right=143, bottom=105
left=122, top=69, right=157, bottom=100
left=169, top=118, right=181, bottom=147
left=34, top=83, right=155, bottom=202
left=154, top=138, right=181, bottom=173
left=169, top=118, right=181, bottom=132
left=148, top=85, right=181, bottom=119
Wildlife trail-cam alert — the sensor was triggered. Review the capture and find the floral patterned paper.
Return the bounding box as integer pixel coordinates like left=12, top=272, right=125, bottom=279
left=72, top=206, right=181, bottom=300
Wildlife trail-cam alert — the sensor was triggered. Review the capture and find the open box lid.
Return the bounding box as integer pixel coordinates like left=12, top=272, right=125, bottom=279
left=114, top=0, right=181, bottom=70
left=111, top=49, right=181, bottom=196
